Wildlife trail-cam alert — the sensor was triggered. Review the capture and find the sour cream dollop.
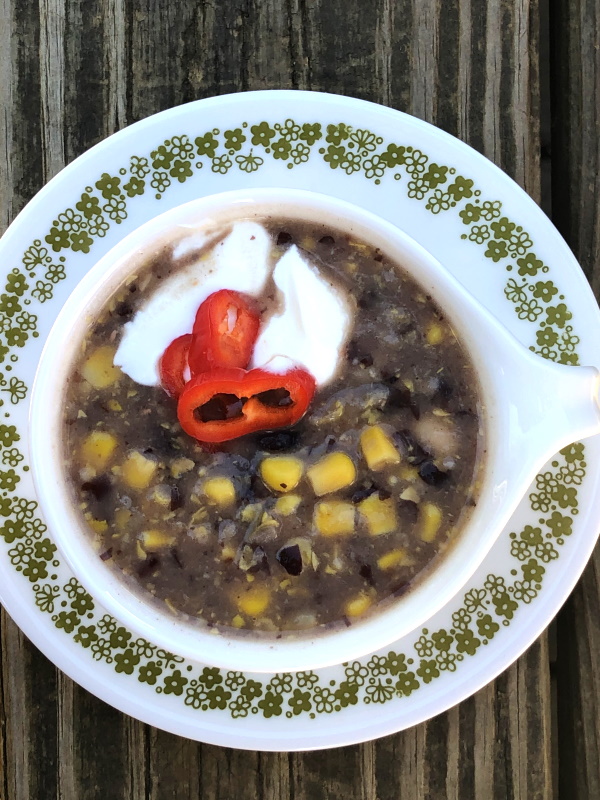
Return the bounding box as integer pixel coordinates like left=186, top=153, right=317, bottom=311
left=251, top=246, right=352, bottom=386
left=114, top=221, right=271, bottom=385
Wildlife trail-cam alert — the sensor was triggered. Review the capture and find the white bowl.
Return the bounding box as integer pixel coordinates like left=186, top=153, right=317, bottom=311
left=28, top=188, right=600, bottom=673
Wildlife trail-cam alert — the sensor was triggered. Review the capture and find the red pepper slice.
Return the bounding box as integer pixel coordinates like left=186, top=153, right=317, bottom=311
left=177, top=367, right=316, bottom=443
left=158, top=333, right=192, bottom=398
left=188, top=289, right=260, bottom=374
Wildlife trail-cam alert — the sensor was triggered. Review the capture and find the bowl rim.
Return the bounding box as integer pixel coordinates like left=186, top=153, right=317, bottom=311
left=28, top=186, right=561, bottom=672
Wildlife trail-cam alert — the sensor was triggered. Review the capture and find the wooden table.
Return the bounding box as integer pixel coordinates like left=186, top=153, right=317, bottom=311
left=1, top=1, right=598, bottom=797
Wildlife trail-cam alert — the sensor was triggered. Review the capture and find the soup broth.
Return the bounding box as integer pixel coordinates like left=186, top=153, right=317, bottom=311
left=63, top=216, right=483, bottom=636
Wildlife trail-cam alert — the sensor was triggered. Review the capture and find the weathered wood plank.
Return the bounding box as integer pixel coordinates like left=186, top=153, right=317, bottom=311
left=550, top=0, right=600, bottom=797
left=0, top=0, right=559, bottom=798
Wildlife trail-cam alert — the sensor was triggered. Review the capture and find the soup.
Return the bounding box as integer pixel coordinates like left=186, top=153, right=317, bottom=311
left=63, top=215, right=483, bottom=635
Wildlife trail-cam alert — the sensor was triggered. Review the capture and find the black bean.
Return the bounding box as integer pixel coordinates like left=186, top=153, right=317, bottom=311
left=318, top=235, right=335, bottom=246
left=358, top=290, right=378, bottom=309
left=394, top=430, right=430, bottom=465
left=170, top=485, right=183, bottom=511
left=256, top=430, right=300, bottom=452
left=114, top=301, right=133, bottom=320
left=397, top=500, right=419, bottom=524
left=276, top=543, right=303, bottom=576
left=418, top=461, right=449, bottom=486
left=359, top=564, right=375, bottom=586
left=276, top=231, right=293, bottom=245
left=351, top=482, right=379, bottom=504
left=137, top=555, right=160, bottom=578
left=81, top=475, right=112, bottom=502
left=99, top=548, right=113, bottom=562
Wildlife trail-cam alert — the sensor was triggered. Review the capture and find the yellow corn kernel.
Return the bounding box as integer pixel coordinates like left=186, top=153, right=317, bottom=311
left=274, top=494, right=302, bottom=516
left=170, top=457, right=195, bottom=478
left=115, top=508, right=132, bottom=530
left=89, top=518, right=108, bottom=534
left=400, top=486, right=420, bottom=503
left=400, top=465, right=419, bottom=482
left=307, top=452, right=356, bottom=496
left=426, top=323, right=444, bottom=345
left=314, top=500, right=355, bottom=536
left=359, top=494, right=397, bottom=536
left=260, top=456, right=304, bottom=493
left=377, top=549, right=414, bottom=570
left=81, top=346, right=121, bottom=389
left=81, top=431, right=118, bottom=470
left=240, top=502, right=263, bottom=523
left=360, top=426, right=401, bottom=471
left=345, top=593, right=373, bottom=618
left=140, top=529, right=175, bottom=549
left=231, top=614, right=245, bottom=629
left=150, top=484, right=171, bottom=506
left=421, top=502, right=442, bottom=542
left=122, top=451, right=157, bottom=489
left=238, top=587, right=270, bottom=617
left=202, top=476, right=236, bottom=507
left=221, top=544, right=236, bottom=562
left=107, top=399, right=122, bottom=412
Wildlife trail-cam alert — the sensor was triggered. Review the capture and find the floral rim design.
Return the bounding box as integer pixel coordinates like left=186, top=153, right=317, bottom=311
left=0, top=117, right=585, bottom=719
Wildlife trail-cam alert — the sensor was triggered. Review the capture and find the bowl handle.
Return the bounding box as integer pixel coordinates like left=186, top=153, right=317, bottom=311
left=490, top=327, right=600, bottom=510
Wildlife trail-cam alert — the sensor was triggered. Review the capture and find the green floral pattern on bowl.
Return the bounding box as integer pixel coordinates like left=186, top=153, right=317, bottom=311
left=0, top=117, right=584, bottom=719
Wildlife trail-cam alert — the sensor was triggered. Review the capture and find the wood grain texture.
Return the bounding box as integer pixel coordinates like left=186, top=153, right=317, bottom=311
left=0, top=0, right=596, bottom=797
left=550, top=0, right=600, bottom=797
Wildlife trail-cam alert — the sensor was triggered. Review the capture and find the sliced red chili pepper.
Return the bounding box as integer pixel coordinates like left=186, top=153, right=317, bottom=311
left=177, top=367, right=316, bottom=443
left=158, top=333, right=192, bottom=398
left=188, top=289, right=260, bottom=374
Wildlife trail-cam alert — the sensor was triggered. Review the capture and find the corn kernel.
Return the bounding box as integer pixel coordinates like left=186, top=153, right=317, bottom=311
left=345, top=593, right=373, bottom=617
left=170, top=457, right=195, bottom=478
left=426, top=323, right=444, bottom=345
left=360, top=426, right=401, bottom=471
left=238, top=587, right=270, bottom=616
left=260, top=456, right=304, bottom=493
left=314, top=500, right=355, bottom=536
left=140, top=529, right=175, bottom=549
left=400, top=465, right=419, bottom=482
left=122, top=451, right=157, bottom=489
left=421, top=502, right=442, bottom=542
left=107, top=399, right=122, bottom=412
left=231, top=614, right=245, bottom=629
left=81, top=431, right=118, bottom=470
left=359, top=494, right=397, bottom=536
left=89, top=518, right=108, bottom=534
left=221, top=544, right=236, bottom=561
left=202, top=476, right=236, bottom=507
left=400, top=486, right=420, bottom=503
left=377, top=549, right=414, bottom=570
left=240, top=502, right=263, bottom=522
left=307, top=452, right=356, bottom=496
left=274, top=494, right=302, bottom=516
left=81, top=346, right=121, bottom=389
left=150, top=485, right=172, bottom=506
left=115, top=508, right=132, bottom=530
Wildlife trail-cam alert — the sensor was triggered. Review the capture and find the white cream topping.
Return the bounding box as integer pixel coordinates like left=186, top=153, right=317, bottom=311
left=114, top=221, right=272, bottom=385
left=251, top=246, right=352, bottom=386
